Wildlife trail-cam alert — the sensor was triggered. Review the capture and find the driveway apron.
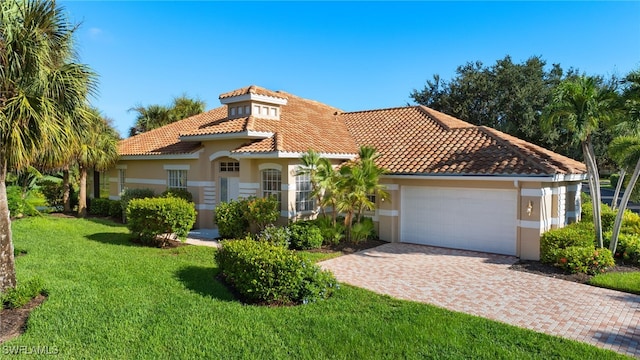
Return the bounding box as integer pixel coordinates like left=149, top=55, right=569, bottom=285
left=320, top=243, right=640, bottom=358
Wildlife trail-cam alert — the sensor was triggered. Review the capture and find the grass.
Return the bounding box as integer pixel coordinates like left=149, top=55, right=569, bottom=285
left=590, top=272, right=640, bottom=295
left=4, top=216, right=630, bottom=359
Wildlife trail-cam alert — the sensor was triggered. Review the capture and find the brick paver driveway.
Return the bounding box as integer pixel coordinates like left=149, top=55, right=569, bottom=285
left=320, top=243, right=640, bottom=358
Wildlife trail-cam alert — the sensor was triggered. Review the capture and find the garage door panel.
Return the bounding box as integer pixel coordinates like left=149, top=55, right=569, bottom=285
left=401, top=186, right=517, bottom=255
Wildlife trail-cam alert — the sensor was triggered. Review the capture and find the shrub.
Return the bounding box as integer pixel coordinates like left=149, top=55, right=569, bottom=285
left=161, top=188, right=194, bottom=203
left=1, top=277, right=47, bottom=309
left=89, top=198, right=117, bottom=216
left=615, top=233, right=640, bottom=265
left=215, top=239, right=338, bottom=305
left=622, top=210, right=640, bottom=235
left=38, top=179, right=77, bottom=210
left=215, top=199, right=249, bottom=239
left=350, top=217, right=376, bottom=243
left=258, top=225, right=291, bottom=248
left=540, top=222, right=595, bottom=263
left=126, top=197, right=196, bottom=247
left=289, top=221, right=323, bottom=250
left=580, top=201, right=616, bottom=232
left=244, top=196, right=280, bottom=233
left=6, top=186, right=40, bottom=218
left=554, top=247, right=615, bottom=275
left=313, top=216, right=345, bottom=245
left=120, top=188, right=156, bottom=218
left=109, top=200, right=123, bottom=218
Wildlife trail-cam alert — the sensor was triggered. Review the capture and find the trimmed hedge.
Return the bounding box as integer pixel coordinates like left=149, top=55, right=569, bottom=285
left=89, top=198, right=121, bottom=217
left=541, top=222, right=615, bottom=274
left=215, top=239, right=338, bottom=305
left=120, top=188, right=156, bottom=220
left=289, top=221, right=323, bottom=250
left=126, top=197, right=196, bottom=246
left=258, top=225, right=291, bottom=248
left=161, top=188, right=194, bottom=202
left=215, top=199, right=249, bottom=239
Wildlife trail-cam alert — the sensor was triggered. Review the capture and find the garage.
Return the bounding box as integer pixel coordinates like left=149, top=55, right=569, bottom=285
left=400, top=186, right=518, bottom=255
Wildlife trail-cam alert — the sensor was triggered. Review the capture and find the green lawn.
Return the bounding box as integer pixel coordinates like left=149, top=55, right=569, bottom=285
left=4, top=216, right=630, bottom=359
left=590, top=272, right=640, bottom=295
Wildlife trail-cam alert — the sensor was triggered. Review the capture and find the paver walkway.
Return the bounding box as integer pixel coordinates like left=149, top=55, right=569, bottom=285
left=320, top=243, right=640, bottom=358
left=185, top=228, right=220, bottom=248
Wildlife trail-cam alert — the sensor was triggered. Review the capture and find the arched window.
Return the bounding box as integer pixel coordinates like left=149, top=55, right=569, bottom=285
left=261, top=169, right=281, bottom=204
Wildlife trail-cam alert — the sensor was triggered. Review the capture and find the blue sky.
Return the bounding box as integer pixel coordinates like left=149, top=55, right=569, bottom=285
left=59, top=1, right=640, bottom=137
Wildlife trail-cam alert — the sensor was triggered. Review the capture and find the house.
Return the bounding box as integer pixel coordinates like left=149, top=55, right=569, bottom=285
left=101, top=85, right=587, bottom=260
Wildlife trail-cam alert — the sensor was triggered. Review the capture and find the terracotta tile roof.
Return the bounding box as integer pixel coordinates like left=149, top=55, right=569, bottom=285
left=218, top=85, right=288, bottom=100
left=118, top=85, right=586, bottom=177
left=118, top=107, right=227, bottom=155
left=341, top=106, right=586, bottom=176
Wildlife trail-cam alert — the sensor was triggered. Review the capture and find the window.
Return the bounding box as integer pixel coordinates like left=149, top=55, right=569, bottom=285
left=230, top=107, right=236, bottom=116
left=168, top=170, right=187, bottom=190
left=118, top=169, right=126, bottom=193
left=219, top=161, right=240, bottom=172
left=261, top=169, right=281, bottom=203
left=237, top=106, right=243, bottom=115
left=99, top=171, right=110, bottom=198
left=220, top=178, right=228, bottom=203
left=245, top=105, right=250, bottom=114
left=295, top=173, right=314, bottom=212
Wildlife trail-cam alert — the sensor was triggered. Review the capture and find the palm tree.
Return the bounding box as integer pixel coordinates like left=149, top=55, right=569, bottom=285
left=609, top=69, right=640, bottom=254
left=128, top=104, right=171, bottom=137
left=316, top=158, right=341, bottom=226
left=296, top=149, right=324, bottom=216
left=544, top=76, right=618, bottom=248
left=0, top=0, right=96, bottom=292
left=76, top=109, right=120, bottom=217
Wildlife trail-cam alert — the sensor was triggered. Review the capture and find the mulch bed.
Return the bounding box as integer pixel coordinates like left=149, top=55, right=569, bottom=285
left=0, top=295, right=47, bottom=344
left=509, top=260, right=640, bottom=284
left=308, top=239, right=387, bottom=254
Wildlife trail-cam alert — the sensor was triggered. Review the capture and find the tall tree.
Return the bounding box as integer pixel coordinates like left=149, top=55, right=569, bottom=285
left=544, top=76, right=619, bottom=248
left=76, top=108, right=120, bottom=217
left=0, top=0, right=97, bottom=293
left=609, top=69, right=640, bottom=254
left=128, top=95, right=205, bottom=136
left=296, top=149, right=324, bottom=216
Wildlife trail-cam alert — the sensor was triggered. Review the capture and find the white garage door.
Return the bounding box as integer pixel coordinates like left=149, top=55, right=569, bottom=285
left=400, top=186, right=517, bottom=255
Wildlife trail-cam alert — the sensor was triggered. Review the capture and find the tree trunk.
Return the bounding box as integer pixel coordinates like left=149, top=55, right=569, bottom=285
left=62, top=165, right=71, bottom=213
left=609, top=159, right=640, bottom=254
left=611, top=168, right=626, bottom=211
left=78, top=166, right=88, bottom=217
left=583, top=140, right=603, bottom=248
left=93, top=170, right=101, bottom=199
left=0, top=157, right=17, bottom=293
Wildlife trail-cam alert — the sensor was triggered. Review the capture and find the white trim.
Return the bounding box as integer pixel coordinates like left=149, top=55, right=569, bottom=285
left=518, top=220, right=541, bottom=229
left=209, top=151, right=232, bottom=161
left=239, top=182, right=260, bottom=189
left=382, top=184, right=399, bottom=191
left=108, top=177, right=118, bottom=182
left=196, top=204, right=216, bottom=211
left=378, top=209, right=399, bottom=217
left=220, top=93, right=288, bottom=105
left=234, top=151, right=357, bottom=160
left=520, top=187, right=554, bottom=197
left=120, top=152, right=201, bottom=160
left=187, top=181, right=216, bottom=187
left=126, top=178, right=166, bottom=185
left=108, top=195, right=121, bottom=200
left=116, top=164, right=128, bottom=170
left=383, top=174, right=585, bottom=182
left=258, top=163, right=282, bottom=171
left=551, top=173, right=588, bottom=182
left=163, top=164, right=190, bottom=171
left=180, top=131, right=273, bottom=141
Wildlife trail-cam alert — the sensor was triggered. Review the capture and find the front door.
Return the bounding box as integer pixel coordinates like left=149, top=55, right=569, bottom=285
left=219, top=177, right=239, bottom=203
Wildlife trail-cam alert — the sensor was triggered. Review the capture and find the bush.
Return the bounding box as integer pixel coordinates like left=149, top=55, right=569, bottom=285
left=289, top=221, right=323, bottom=250
left=580, top=201, right=616, bottom=232
left=6, top=186, right=40, bottom=218
left=614, top=233, right=640, bottom=265
left=215, top=199, right=249, bottom=239
left=120, top=188, right=155, bottom=218
left=89, top=198, right=120, bottom=217
left=109, top=200, right=123, bottom=218
left=258, top=225, right=291, bottom=248
left=312, top=216, right=345, bottom=245
left=622, top=210, right=640, bottom=235
left=351, top=217, right=376, bottom=243
left=540, top=222, right=595, bottom=263
left=126, top=197, right=196, bottom=247
left=244, top=196, right=280, bottom=233
left=215, top=239, right=338, bottom=305
left=555, top=247, right=615, bottom=275
left=38, top=179, right=77, bottom=210
left=161, top=188, right=194, bottom=203
left=1, top=277, right=47, bottom=309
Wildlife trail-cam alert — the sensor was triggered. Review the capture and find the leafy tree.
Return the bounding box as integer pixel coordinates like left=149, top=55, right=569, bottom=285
left=609, top=69, right=640, bottom=254
left=0, top=0, right=96, bottom=292
left=296, top=150, right=323, bottom=216
left=544, top=76, right=619, bottom=248
left=410, top=56, right=572, bottom=149
left=128, top=95, right=205, bottom=136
